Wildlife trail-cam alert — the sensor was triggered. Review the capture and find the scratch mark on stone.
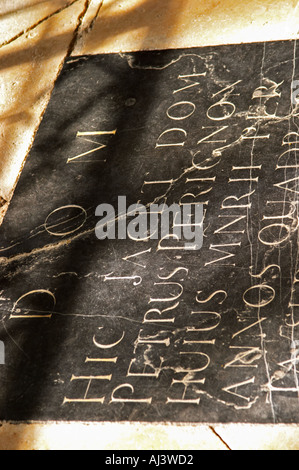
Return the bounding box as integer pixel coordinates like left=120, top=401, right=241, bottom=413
left=0, top=318, right=29, bottom=359
left=0, top=226, right=95, bottom=266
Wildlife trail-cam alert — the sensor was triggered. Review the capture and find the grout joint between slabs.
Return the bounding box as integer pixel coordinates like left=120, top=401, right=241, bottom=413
left=71, top=0, right=105, bottom=53
left=209, top=426, right=232, bottom=450
left=0, top=0, right=82, bottom=50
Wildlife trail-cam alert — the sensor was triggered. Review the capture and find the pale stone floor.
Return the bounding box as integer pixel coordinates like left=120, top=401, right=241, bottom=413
left=0, top=0, right=299, bottom=450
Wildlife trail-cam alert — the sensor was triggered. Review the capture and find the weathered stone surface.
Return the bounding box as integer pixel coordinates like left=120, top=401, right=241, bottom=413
left=0, top=0, right=87, bottom=205
left=73, top=0, right=299, bottom=55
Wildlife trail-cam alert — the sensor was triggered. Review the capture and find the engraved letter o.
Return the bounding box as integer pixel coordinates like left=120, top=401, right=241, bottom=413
left=167, top=101, right=196, bottom=121
left=243, top=284, right=275, bottom=308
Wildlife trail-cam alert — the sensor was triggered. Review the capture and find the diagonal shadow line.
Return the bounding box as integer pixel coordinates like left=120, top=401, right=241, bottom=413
left=0, top=0, right=56, bottom=18
left=0, top=0, right=82, bottom=50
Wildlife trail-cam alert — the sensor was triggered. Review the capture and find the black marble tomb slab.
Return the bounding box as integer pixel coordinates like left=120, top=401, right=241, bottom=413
left=0, top=40, right=299, bottom=423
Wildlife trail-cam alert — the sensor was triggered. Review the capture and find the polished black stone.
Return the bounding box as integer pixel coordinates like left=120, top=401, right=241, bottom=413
left=0, top=40, right=299, bottom=423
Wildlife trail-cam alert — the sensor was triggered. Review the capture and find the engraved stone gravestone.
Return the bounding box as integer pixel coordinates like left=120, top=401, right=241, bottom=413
left=0, top=40, right=299, bottom=423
